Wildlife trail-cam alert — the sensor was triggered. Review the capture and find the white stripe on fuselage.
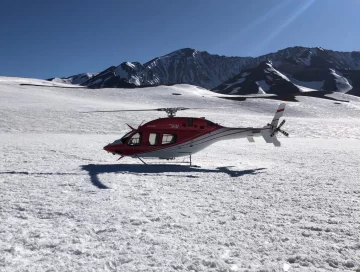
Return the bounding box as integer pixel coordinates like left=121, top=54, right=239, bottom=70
left=133, top=127, right=262, bottom=158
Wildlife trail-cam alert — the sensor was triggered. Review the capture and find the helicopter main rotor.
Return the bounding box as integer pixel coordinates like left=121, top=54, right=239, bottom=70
left=83, top=107, right=197, bottom=118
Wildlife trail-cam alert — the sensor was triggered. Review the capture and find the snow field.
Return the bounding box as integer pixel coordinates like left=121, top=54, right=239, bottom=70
left=1, top=77, right=360, bottom=271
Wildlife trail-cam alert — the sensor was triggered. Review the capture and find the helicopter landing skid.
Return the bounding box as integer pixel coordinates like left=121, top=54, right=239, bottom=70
left=136, top=156, right=147, bottom=165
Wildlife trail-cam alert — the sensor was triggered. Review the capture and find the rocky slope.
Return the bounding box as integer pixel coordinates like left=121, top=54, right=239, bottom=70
left=50, top=46, right=360, bottom=96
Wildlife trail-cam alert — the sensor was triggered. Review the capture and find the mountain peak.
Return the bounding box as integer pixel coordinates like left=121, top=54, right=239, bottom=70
left=49, top=46, right=360, bottom=96
left=162, top=47, right=199, bottom=59
left=258, top=60, right=273, bottom=69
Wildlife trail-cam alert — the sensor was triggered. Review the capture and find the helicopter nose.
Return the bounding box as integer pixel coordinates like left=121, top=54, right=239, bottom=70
left=104, top=144, right=114, bottom=152
left=104, top=145, right=111, bottom=152
left=104, top=144, right=122, bottom=155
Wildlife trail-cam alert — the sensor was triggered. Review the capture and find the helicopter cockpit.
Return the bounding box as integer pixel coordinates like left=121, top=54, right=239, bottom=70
left=111, top=131, right=143, bottom=146
left=119, top=131, right=133, bottom=144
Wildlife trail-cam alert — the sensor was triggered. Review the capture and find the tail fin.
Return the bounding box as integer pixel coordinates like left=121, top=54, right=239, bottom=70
left=261, top=103, right=288, bottom=147
left=270, top=103, right=285, bottom=127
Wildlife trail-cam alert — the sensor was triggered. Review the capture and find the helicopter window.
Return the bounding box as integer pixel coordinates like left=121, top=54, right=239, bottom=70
left=188, top=118, right=193, bottom=126
left=148, top=133, right=159, bottom=146
left=128, top=133, right=142, bottom=146
left=120, top=131, right=133, bottom=144
left=162, top=134, right=176, bottom=145
left=206, top=120, right=215, bottom=126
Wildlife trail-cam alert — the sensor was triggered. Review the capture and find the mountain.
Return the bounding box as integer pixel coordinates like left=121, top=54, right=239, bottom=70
left=48, top=73, right=97, bottom=85
left=142, top=48, right=254, bottom=89
left=341, top=70, right=360, bottom=96
left=212, top=61, right=299, bottom=96
left=255, top=47, right=358, bottom=95
left=213, top=60, right=354, bottom=96
left=49, top=46, right=360, bottom=96
left=257, top=46, right=360, bottom=70
left=77, top=48, right=254, bottom=89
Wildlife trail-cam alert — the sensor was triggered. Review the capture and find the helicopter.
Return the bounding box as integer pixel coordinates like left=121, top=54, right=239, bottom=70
left=88, top=103, right=289, bottom=165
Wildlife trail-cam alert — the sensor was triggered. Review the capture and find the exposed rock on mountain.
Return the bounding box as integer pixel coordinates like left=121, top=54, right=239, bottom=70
left=49, top=46, right=360, bottom=97
left=142, top=48, right=254, bottom=89
left=212, top=61, right=299, bottom=96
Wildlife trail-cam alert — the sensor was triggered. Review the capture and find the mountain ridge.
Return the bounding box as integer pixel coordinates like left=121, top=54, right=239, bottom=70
left=49, top=46, right=360, bottom=96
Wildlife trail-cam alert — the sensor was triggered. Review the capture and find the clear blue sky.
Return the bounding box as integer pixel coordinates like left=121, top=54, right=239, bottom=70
left=1, top=0, right=359, bottom=79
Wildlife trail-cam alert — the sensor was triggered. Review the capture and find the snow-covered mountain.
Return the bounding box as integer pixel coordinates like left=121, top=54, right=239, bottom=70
left=342, top=70, right=360, bottom=96
left=82, top=62, right=162, bottom=88
left=49, top=46, right=360, bottom=96
left=142, top=48, right=254, bottom=89
left=48, top=73, right=97, bottom=85
left=254, top=47, right=359, bottom=95
left=75, top=48, right=254, bottom=89
left=257, top=46, right=360, bottom=70
left=213, top=61, right=299, bottom=96
left=213, top=60, right=355, bottom=97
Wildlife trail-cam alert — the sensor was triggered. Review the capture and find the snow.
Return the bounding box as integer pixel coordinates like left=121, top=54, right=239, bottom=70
left=89, top=78, right=103, bottom=86
left=215, top=78, right=246, bottom=93
left=114, top=64, right=143, bottom=86
left=130, top=75, right=141, bottom=86
left=126, top=62, right=136, bottom=69
left=51, top=77, right=71, bottom=84
left=1, top=76, right=360, bottom=271
left=229, top=87, right=242, bottom=94
left=256, top=80, right=270, bottom=93
left=0, top=76, right=84, bottom=88
left=114, top=65, right=128, bottom=79
left=265, top=64, right=291, bottom=81
left=329, top=69, right=353, bottom=93
left=287, top=75, right=323, bottom=92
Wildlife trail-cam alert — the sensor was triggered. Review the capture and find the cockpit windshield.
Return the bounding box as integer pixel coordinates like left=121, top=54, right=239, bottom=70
left=206, top=120, right=215, bottom=126
left=120, top=131, right=133, bottom=144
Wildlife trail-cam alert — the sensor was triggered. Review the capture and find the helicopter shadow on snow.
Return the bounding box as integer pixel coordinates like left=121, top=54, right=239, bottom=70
left=81, top=163, right=266, bottom=189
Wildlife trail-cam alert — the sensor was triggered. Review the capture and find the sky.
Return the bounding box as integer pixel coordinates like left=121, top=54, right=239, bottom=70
left=0, top=0, right=359, bottom=79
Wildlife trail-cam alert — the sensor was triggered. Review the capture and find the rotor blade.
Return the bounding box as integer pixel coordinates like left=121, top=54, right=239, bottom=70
left=81, top=109, right=160, bottom=113
left=279, top=129, right=289, bottom=137
left=278, top=119, right=286, bottom=129
left=156, top=107, right=207, bottom=111
left=156, top=107, right=188, bottom=111
left=270, top=129, right=277, bottom=137
left=81, top=107, right=204, bottom=113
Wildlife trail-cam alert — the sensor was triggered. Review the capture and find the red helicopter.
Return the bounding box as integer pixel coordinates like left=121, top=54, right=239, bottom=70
left=90, top=103, right=288, bottom=165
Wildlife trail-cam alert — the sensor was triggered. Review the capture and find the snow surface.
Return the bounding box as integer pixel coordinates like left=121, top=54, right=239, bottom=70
left=265, top=65, right=291, bottom=82
left=256, top=81, right=269, bottom=94
left=1, top=76, right=360, bottom=272
left=286, top=75, right=323, bottom=93
left=329, top=69, right=353, bottom=93
left=50, top=73, right=96, bottom=85
left=0, top=76, right=84, bottom=88
left=229, top=87, right=242, bottom=94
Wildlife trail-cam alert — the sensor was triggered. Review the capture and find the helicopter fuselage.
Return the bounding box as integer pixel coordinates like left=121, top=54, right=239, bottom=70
left=104, top=117, right=263, bottom=159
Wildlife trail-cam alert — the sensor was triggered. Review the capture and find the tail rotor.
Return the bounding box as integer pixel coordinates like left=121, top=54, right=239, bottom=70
left=261, top=103, right=289, bottom=147
left=270, top=119, right=289, bottom=137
